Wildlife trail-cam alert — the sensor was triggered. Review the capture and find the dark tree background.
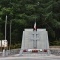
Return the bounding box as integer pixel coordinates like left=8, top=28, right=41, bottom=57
left=0, top=0, right=60, bottom=48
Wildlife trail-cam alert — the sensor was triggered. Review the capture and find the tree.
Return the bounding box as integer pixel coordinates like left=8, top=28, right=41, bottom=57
left=0, top=0, right=60, bottom=46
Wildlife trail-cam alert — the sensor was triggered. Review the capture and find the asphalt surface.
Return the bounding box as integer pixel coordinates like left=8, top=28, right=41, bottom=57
left=0, top=54, right=60, bottom=60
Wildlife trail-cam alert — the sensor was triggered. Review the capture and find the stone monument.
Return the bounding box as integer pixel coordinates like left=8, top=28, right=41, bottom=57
left=20, top=22, right=50, bottom=55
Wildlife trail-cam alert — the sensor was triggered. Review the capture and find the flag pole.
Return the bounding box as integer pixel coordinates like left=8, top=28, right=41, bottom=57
left=5, top=15, right=7, bottom=40
left=3, top=15, right=7, bottom=57
left=4, top=15, right=7, bottom=49
left=35, top=18, right=37, bottom=30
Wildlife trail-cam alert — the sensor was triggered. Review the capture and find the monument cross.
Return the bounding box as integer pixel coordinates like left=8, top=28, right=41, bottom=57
left=31, top=30, right=39, bottom=49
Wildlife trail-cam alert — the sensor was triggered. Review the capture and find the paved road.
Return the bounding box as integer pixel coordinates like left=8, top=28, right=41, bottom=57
left=0, top=54, right=60, bottom=60
left=0, top=56, right=60, bottom=60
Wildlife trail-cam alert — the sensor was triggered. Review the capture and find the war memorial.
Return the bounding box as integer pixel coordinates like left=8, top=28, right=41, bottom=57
left=0, top=22, right=60, bottom=60
left=20, top=28, right=50, bottom=55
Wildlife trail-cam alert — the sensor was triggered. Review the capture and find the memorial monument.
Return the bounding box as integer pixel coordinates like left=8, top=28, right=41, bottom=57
left=20, top=22, right=50, bottom=55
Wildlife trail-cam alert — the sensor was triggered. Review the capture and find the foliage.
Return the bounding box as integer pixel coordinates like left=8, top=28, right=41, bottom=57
left=0, top=0, right=60, bottom=47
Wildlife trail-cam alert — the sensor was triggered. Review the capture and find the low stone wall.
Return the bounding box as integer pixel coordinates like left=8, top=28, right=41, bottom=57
left=0, top=52, right=2, bottom=57
left=50, top=46, right=60, bottom=48
left=1, top=48, right=60, bottom=57
left=6, top=49, right=20, bottom=56
left=50, top=48, right=60, bottom=56
left=6, top=48, right=60, bottom=56
left=0, top=49, right=20, bottom=57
